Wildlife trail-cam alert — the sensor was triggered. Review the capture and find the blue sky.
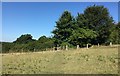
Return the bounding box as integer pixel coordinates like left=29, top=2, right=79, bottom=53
left=2, top=2, right=118, bottom=42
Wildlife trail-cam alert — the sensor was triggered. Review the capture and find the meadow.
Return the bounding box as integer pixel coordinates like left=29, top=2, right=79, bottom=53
left=2, top=45, right=119, bottom=74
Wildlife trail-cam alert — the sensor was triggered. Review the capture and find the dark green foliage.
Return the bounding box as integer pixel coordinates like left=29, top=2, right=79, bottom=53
left=109, top=22, right=120, bottom=44
left=69, top=28, right=97, bottom=47
left=83, top=5, right=114, bottom=44
left=52, top=5, right=116, bottom=47
left=2, top=42, right=14, bottom=53
left=109, top=24, right=118, bottom=44
left=10, top=43, right=27, bottom=52
left=2, top=35, right=54, bottom=53
left=52, top=11, right=74, bottom=46
left=13, top=34, right=35, bottom=44
left=76, top=14, right=88, bottom=29
left=0, top=42, right=2, bottom=53
left=117, top=22, right=120, bottom=44
left=36, top=36, right=54, bottom=51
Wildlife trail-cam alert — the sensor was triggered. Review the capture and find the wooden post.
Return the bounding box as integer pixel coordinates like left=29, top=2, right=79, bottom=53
left=98, top=43, right=99, bottom=47
left=77, top=45, right=79, bottom=49
left=57, top=44, right=59, bottom=51
left=87, top=44, right=88, bottom=49
left=66, top=45, right=68, bottom=50
left=59, top=46, right=61, bottom=50
left=110, top=42, right=112, bottom=47
left=34, top=49, right=35, bottom=52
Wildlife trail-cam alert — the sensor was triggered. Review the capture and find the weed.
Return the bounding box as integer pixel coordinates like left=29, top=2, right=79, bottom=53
left=97, top=55, right=106, bottom=62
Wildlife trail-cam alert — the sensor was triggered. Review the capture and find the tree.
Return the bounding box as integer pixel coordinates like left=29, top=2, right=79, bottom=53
left=0, top=42, right=1, bottom=53
left=73, top=13, right=98, bottom=46
left=69, top=28, right=97, bottom=47
left=52, top=11, right=74, bottom=46
left=116, top=22, right=120, bottom=44
left=83, top=5, right=114, bottom=44
left=108, top=22, right=120, bottom=44
left=52, top=10, right=98, bottom=47
left=76, top=13, right=89, bottom=29
left=13, top=34, right=35, bottom=44
left=2, top=42, right=14, bottom=53
left=38, top=36, right=49, bottom=43
left=37, top=36, right=54, bottom=50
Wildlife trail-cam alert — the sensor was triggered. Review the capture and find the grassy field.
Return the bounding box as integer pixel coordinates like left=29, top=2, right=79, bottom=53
left=2, top=45, right=119, bottom=74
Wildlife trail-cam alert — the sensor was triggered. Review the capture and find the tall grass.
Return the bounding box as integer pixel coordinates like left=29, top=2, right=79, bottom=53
left=2, top=45, right=119, bottom=74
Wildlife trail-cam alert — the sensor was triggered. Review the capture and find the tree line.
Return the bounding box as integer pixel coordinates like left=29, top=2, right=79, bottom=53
left=2, top=35, right=54, bottom=53
left=2, top=5, right=120, bottom=53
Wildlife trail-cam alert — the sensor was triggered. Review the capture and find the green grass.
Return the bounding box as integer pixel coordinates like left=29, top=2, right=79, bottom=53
left=2, top=45, right=119, bottom=74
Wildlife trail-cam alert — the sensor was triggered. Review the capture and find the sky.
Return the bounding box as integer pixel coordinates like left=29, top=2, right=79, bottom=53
left=2, top=2, right=118, bottom=42
left=118, top=2, right=120, bottom=22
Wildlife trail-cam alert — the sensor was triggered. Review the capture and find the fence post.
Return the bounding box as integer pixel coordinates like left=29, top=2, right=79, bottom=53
left=77, top=45, right=79, bottom=49
left=34, top=49, right=36, bottom=52
left=87, top=44, right=88, bottom=49
left=110, top=42, right=112, bottom=47
left=98, top=43, right=99, bottom=47
left=57, top=44, right=59, bottom=51
left=66, top=45, right=68, bottom=50
left=59, top=46, right=61, bottom=50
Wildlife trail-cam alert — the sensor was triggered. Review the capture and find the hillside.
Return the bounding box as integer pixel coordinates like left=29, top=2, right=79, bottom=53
left=2, top=45, right=119, bottom=74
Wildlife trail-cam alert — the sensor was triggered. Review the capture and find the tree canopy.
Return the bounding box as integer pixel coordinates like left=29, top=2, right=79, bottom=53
left=13, top=34, right=35, bottom=44
left=52, top=5, right=115, bottom=47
